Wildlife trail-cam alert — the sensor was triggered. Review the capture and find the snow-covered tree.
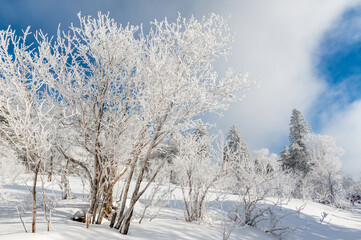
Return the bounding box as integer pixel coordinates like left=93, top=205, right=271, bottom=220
left=110, top=13, right=251, bottom=234
left=343, top=176, right=361, bottom=199
left=223, top=125, right=250, bottom=164
left=0, top=27, right=55, bottom=233
left=30, top=12, right=252, bottom=234
left=223, top=125, right=251, bottom=191
left=41, top=17, right=139, bottom=226
left=281, top=109, right=312, bottom=176
left=307, top=134, right=344, bottom=205
left=173, top=125, right=223, bottom=222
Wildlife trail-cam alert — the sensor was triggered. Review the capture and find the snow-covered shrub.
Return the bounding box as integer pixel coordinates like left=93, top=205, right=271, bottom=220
left=173, top=126, right=224, bottom=223
left=222, top=147, right=297, bottom=238
left=234, top=159, right=294, bottom=226
left=306, top=134, right=345, bottom=207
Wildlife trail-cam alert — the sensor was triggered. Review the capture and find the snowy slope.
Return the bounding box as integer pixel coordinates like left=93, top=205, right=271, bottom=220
left=1, top=176, right=360, bottom=240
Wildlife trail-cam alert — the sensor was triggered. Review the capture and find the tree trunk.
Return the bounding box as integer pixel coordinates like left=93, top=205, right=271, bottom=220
left=32, top=159, right=42, bottom=233
left=87, top=155, right=100, bottom=228
left=62, top=159, right=72, bottom=199
left=95, top=183, right=111, bottom=224
left=97, top=166, right=128, bottom=224
left=114, top=168, right=134, bottom=229
left=117, top=127, right=164, bottom=234
left=109, top=210, right=117, bottom=228
left=114, top=155, right=140, bottom=229
left=120, top=208, right=134, bottom=234
left=119, top=132, right=170, bottom=234
left=120, top=144, right=155, bottom=234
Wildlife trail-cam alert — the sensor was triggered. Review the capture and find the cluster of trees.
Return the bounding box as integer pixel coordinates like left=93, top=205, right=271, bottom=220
left=201, top=108, right=351, bottom=236
left=0, top=13, right=250, bottom=234
left=280, top=109, right=345, bottom=206
left=220, top=108, right=348, bottom=212
left=123, top=107, right=349, bottom=236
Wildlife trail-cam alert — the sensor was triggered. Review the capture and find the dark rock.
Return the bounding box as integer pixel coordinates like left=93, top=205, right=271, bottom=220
left=72, top=209, right=86, bottom=223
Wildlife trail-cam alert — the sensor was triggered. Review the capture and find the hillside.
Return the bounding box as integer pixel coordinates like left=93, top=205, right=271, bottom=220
left=1, top=176, right=360, bottom=240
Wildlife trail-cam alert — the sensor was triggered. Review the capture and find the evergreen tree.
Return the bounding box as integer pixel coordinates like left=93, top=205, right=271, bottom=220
left=281, top=109, right=312, bottom=175
left=193, top=124, right=210, bottom=155
left=223, top=125, right=250, bottom=166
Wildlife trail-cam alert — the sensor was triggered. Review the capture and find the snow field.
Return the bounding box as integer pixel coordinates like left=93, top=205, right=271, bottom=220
left=1, top=176, right=361, bottom=240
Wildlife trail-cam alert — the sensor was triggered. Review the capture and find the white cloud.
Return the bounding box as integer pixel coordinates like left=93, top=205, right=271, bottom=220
left=322, top=100, right=361, bottom=177
left=201, top=0, right=356, bottom=152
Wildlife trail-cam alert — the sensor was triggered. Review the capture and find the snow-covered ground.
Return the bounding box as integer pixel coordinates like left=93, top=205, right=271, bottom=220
left=1, top=176, right=360, bottom=240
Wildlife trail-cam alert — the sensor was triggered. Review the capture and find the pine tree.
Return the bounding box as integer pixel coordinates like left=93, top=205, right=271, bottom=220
left=223, top=125, right=250, bottom=164
left=193, top=124, right=210, bottom=155
left=281, top=109, right=312, bottom=175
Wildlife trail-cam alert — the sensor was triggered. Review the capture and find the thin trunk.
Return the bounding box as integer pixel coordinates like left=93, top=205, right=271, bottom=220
left=96, top=181, right=112, bottom=224
left=41, top=180, right=51, bottom=231
left=92, top=171, right=106, bottom=224
left=114, top=156, right=140, bottom=229
left=120, top=208, right=133, bottom=235
left=121, top=147, right=169, bottom=231
left=118, top=123, right=165, bottom=234
left=32, top=159, right=41, bottom=233
left=89, top=103, right=105, bottom=225
left=62, top=159, right=72, bottom=199
left=139, top=185, right=158, bottom=224
left=15, top=206, right=27, bottom=233
left=97, top=166, right=128, bottom=224
left=87, top=167, right=99, bottom=228
left=87, top=155, right=100, bottom=228
left=119, top=176, right=144, bottom=233
left=181, top=185, right=191, bottom=222
left=114, top=166, right=135, bottom=229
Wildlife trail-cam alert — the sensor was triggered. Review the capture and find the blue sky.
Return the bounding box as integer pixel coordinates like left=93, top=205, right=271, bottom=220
left=1, top=0, right=361, bottom=176
left=316, top=6, right=361, bottom=106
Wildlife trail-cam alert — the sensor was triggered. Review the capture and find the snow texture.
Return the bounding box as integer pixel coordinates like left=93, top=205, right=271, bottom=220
left=1, top=176, right=361, bottom=240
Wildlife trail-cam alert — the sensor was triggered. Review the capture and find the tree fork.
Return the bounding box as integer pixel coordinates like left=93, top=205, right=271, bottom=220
left=120, top=134, right=160, bottom=234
